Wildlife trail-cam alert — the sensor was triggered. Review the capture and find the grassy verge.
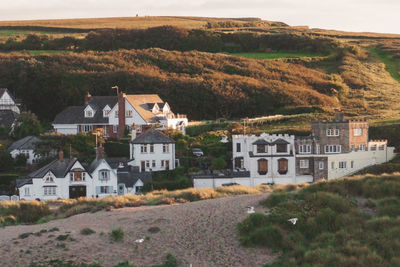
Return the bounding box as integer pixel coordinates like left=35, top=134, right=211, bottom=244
left=0, top=185, right=272, bottom=227
left=370, top=46, right=400, bottom=82
left=228, top=51, right=325, bottom=59
left=238, top=174, right=400, bottom=266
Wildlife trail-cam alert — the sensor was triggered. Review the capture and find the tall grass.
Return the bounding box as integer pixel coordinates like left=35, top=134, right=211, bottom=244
left=238, top=174, right=400, bottom=266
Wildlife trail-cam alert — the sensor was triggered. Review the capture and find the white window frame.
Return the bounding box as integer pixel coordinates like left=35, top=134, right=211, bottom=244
left=113, top=125, right=118, bottom=133
left=359, top=144, right=366, bottom=151
left=354, top=128, right=362, bottom=136
left=299, top=145, right=311, bottom=154
left=152, top=160, right=156, bottom=168
left=316, top=144, right=320, bottom=154
left=299, top=159, right=309, bottom=169
left=150, top=144, right=154, bottom=153
left=319, top=161, right=324, bottom=170
left=141, top=145, right=147, bottom=153
left=99, top=170, right=110, bottom=181
left=325, top=145, right=341, bottom=154
left=326, top=129, right=339, bottom=136
left=103, top=109, right=110, bottom=117
left=85, top=110, right=93, bottom=118
left=43, top=186, right=56, bottom=196
left=115, top=110, right=118, bottom=118
left=24, top=187, right=30, bottom=196
left=163, top=144, right=169, bottom=153
left=126, top=110, right=133, bottom=118
left=100, top=186, right=110, bottom=194
left=146, top=160, right=150, bottom=168
left=82, top=125, right=93, bottom=133
left=339, top=161, right=347, bottom=169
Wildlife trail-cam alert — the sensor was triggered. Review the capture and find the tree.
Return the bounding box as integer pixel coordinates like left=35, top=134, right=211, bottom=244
left=0, top=150, right=13, bottom=171
left=212, top=157, right=227, bottom=170
left=12, top=111, right=42, bottom=139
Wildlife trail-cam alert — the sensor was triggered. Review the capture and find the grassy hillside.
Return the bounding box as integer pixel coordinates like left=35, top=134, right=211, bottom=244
left=238, top=175, right=400, bottom=266
left=0, top=49, right=344, bottom=121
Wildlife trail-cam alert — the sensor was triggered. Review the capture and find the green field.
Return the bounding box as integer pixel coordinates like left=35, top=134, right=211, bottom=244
left=229, top=51, right=324, bottom=59
left=370, top=47, right=400, bottom=82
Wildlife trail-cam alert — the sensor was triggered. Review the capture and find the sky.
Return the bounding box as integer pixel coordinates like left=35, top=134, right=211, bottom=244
left=0, top=0, right=399, bottom=34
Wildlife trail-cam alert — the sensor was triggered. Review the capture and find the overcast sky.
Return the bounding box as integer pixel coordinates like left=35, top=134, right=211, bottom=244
left=1, top=0, right=399, bottom=34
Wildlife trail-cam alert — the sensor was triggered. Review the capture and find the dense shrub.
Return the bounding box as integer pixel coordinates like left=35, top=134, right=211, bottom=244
left=110, top=228, right=124, bottom=242
left=0, top=201, right=51, bottom=225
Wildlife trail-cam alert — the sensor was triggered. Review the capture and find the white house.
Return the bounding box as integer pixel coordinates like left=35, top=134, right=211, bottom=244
left=0, top=88, right=20, bottom=114
left=128, top=129, right=176, bottom=172
left=52, top=92, right=188, bottom=138
left=17, top=150, right=117, bottom=201
left=7, top=136, right=41, bottom=164
left=0, top=88, right=19, bottom=129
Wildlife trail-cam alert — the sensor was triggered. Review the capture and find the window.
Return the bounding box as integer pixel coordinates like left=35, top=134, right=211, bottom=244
left=339, top=161, right=347, bottom=169
left=99, top=170, right=110, bottom=181
left=276, top=144, right=287, bottom=153
left=146, top=160, right=150, bottom=168
left=319, top=161, right=324, bottom=170
left=113, top=125, right=118, bottom=133
left=359, top=144, right=366, bottom=151
left=163, top=144, right=169, bottom=153
left=325, top=145, right=341, bottom=153
left=257, top=159, right=268, bottom=175
left=150, top=144, right=154, bottom=153
left=126, top=110, right=133, bottom=117
left=165, top=160, right=170, bottom=170
left=354, top=128, right=362, bottom=136
left=135, top=186, right=143, bottom=194
left=103, top=109, right=110, bottom=117
left=278, top=158, right=288, bottom=174
left=100, top=186, right=110, bottom=194
left=351, top=161, right=354, bottom=168
left=152, top=160, right=156, bottom=168
left=45, top=175, right=54, bottom=183
left=82, top=125, right=93, bottom=133
left=300, top=159, right=309, bottom=169
left=141, top=145, right=147, bottom=153
left=161, top=160, right=164, bottom=167
left=115, top=111, right=118, bottom=118
left=326, top=129, right=339, bottom=136
left=234, top=157, right=244, bottom=169
left=331, top=162, right=335, bottom=169
left=85, top=110, right=93, bottom=118
left=316, top=144, right=320, bottom=154
left=236, top=143, right=241, bottom=152
left=70, top=172, right=84, bottom=182
left=24, top=187, right=30, bottom=196
left=43, top=186, right=56, bottom=196
left=370, top=145, right=377, bottom=151
left=257, top=144, right=267, bottom=153
left=379, top=144, right=385, bottom=150
left=299, top=145, right=311, bottom=154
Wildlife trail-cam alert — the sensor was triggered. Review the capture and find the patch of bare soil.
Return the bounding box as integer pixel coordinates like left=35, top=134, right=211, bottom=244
left=0, top=193, right=275, bottom=267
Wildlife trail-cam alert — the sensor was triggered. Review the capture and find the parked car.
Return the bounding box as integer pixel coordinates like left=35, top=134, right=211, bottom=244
left=192, top=148, right=204, bottom=157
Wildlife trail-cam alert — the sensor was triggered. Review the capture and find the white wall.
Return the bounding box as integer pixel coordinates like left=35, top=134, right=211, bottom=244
left=53, top=124, right=78, bottom=135
left=327, top=144, right=395, bottom=179
left=0, top=91, right=20, bottom=114
left=90, top=159, right=118, bottom=198
left=10, top=149, right=41, bottom=164
left=129, top=143, right=175, bottom=172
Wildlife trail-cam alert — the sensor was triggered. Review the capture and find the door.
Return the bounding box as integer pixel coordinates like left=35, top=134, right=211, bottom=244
left=166, top=160, right=170, bottom=170
left=69, top=186, right=86, bottom=199
left=141, top=161, right=146, bottom=172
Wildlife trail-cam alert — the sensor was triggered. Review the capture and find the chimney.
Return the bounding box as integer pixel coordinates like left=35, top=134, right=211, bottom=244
left=58, top=150, right=64, bottom=161
left=84, top=92, right=92, bottom=105
left=335, top=108, right=344, bottom=121
left=97, top=143, right=105, bottom=159
left=117, top=92, right=126, bottom=139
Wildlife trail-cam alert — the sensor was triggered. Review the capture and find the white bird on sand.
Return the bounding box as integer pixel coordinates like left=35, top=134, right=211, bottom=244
left=247, top=206, right=255, bottom=214
left=288, top=218, right=298, bottom=225
left=134, top=238, right=145, bottom=243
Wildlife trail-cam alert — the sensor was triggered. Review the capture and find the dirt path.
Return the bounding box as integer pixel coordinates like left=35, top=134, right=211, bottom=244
left=0, top=193, right=275, bottom=267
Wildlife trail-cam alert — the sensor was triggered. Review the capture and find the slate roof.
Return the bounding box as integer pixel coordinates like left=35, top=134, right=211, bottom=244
left=16, top=178, right=33, bottom=188
left=131, top=129, right=175, bottom=144
left=7, top=136, right=40, bottom=152
left=105, top=157, right=128, bottom=169
left=252, top=139, right=271, bottom=145
left=117, top=170, right=152, bottom=188
left=53, top=96, right=117, bottom=125
left=125, top=94, right=167, bottom=123
left=0, top=110, right=17, bottom=128
left=272, top=138, right=290, bottom=145
left=27, top=157, right=79, bottom=178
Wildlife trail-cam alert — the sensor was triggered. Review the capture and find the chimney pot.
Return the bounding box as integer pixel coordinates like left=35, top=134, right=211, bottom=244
left=85, top=92, right=92, bottom=105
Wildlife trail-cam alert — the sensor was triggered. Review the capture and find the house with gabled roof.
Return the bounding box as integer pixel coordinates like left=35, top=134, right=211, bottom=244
left=0, top=88, right=20, bottom=129
left=128, top=129, right=176, bottom=172
left=7, top=136, right=42, bottom=164
left=52, top=91, right=188, bottom=138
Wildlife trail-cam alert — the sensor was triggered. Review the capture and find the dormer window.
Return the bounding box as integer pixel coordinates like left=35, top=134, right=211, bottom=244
left=152, top=104, right=160, bottom=114
left=103, top=105, right=111, bottom=117
left=85, top=110, right=93, bottom=117
left=163, top=103, right=170, bottom=114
